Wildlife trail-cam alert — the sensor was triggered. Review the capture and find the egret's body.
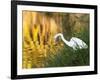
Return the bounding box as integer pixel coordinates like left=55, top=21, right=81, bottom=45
left=54, top=33, right=88, bottom=50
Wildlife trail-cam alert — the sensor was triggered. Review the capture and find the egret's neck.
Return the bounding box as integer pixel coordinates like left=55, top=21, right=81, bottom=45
left=60, top=34, right=71, bottom=47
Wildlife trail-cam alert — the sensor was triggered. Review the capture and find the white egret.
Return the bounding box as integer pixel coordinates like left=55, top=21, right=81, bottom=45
left=54, top=33, right=88, bottom=50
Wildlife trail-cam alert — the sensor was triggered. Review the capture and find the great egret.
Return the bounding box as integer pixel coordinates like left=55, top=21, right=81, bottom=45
left=54, top=33, right=88, bottom=50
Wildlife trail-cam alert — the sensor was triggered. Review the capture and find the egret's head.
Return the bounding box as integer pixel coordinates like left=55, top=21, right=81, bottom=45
left=54, top=33, right=62, bottom=42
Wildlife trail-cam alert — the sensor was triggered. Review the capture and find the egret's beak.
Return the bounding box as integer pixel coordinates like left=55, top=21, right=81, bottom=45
left=54, top=35, right=57, bottom=42
left=54, top=37, right=56, bottom=42
left=53, top=37, right=58, bottom=46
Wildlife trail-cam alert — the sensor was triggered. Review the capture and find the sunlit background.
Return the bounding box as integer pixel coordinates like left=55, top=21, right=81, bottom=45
left=22, top=11, right=89, bottom=69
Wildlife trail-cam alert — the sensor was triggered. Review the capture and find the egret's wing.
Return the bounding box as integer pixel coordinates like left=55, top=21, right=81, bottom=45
left=69, top=38, right=78, bottom=50
left=71, top=37, right=88, bottom=49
